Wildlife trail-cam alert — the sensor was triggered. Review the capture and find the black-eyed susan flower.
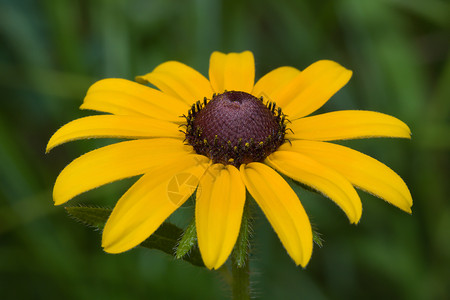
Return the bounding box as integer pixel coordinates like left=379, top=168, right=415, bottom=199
left=47, top=51, right=412, bottom=270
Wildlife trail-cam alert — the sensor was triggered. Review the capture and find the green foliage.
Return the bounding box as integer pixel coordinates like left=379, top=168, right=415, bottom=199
left=66, top=206, right=205, bottom=267
left=65, top=206, right=111, bottom=229
left=175, top=218, right=198, bottom=260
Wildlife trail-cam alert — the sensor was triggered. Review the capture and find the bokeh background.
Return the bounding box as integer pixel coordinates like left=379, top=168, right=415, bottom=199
left=1, top=0, right=449, bottom=299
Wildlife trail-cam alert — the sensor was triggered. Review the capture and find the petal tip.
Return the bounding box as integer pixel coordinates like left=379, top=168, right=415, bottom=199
left=201, top=257, right=217, bottom=270
left=102, top=245, right=122, bottom=254
left=351, top=205, right=363, bottom=224
left=46, top=135, right=59, bottom=153
left=102, top=236, right=126, bottom=254
left=52, top=179, right=71, bottom=206
left=405, top=127, right=412, bottom=139
left=395, top=118, right=412, bottom=139
left=290, top=240, right=313, bottom=268
left=295, top=256, right=311, bottom=269
left=341, top=69, right=353, bottom=86
left=351, top=214, right=362, bottom=225
left=396, top=121, right=412, bottom=139
left=53, top=198, right=66, bottom=206
left=403, top=205, right=413, bottom=215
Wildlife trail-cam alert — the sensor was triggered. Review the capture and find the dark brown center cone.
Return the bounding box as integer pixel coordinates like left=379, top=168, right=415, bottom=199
left=184, top=91, right=287, bottom=167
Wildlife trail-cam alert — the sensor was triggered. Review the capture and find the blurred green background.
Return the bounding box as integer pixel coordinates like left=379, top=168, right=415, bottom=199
left=1, top=0, right=449, bottom=299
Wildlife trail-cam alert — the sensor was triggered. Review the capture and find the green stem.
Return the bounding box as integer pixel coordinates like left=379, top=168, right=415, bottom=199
left=231, top=198, right=252, bottom=300
left=231, top=254, right=250, bottom=300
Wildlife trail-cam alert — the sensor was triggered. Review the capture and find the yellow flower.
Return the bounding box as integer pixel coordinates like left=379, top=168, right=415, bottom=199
left=47, top=51, right=412, bottom=270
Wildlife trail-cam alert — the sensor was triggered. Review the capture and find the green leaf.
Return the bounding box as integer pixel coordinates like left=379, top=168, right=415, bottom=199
left=312, top=229, right=324, bottom=248
left=65, top=205, right=205, bottom=267
left=141, top=222, right=205, bottom=267
left=65, top=206, right=110, bottom=229
left=175, top=218, right=197, bottom=259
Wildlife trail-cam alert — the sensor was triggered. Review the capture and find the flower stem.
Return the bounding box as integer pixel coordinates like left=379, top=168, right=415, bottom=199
left=231, top=198, right=252, bottom=300
left=231, top=254, right=250, bottom=300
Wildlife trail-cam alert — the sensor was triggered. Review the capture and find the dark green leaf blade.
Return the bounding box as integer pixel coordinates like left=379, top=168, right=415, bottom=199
left=65, top=206, right=111, bottom=229
left=141, top=222, right=204, bottom=267
left=65, top=205, right=205, bottom=267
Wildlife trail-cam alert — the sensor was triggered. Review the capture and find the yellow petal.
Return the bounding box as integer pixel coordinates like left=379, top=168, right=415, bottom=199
left=280, top=140, right=412, bottom=213
left=80, top=78, right=188, bottom=122
left=136, top=61, right=213, bottom=105
left=102, top=155, right=210, bottom=253
left=252, top=66, right=301, bottom=105
left=287, top=110, right=411, bottom=141
left=266, top=151, right=362, bottom=223
left=53, top=138, right=193, bottom=205
left=46, top=115, right=184, bottom=152
left=196, top=164, right=246, bottom=269
left=277, top=60, right=352, bottom=119
left=240, top=162, right=312, bottom=267
left=209, top=51, right=255, bottom=94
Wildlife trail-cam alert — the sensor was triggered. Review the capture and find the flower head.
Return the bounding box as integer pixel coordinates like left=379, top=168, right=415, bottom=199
left=47, top=51, right=412, bottom=270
